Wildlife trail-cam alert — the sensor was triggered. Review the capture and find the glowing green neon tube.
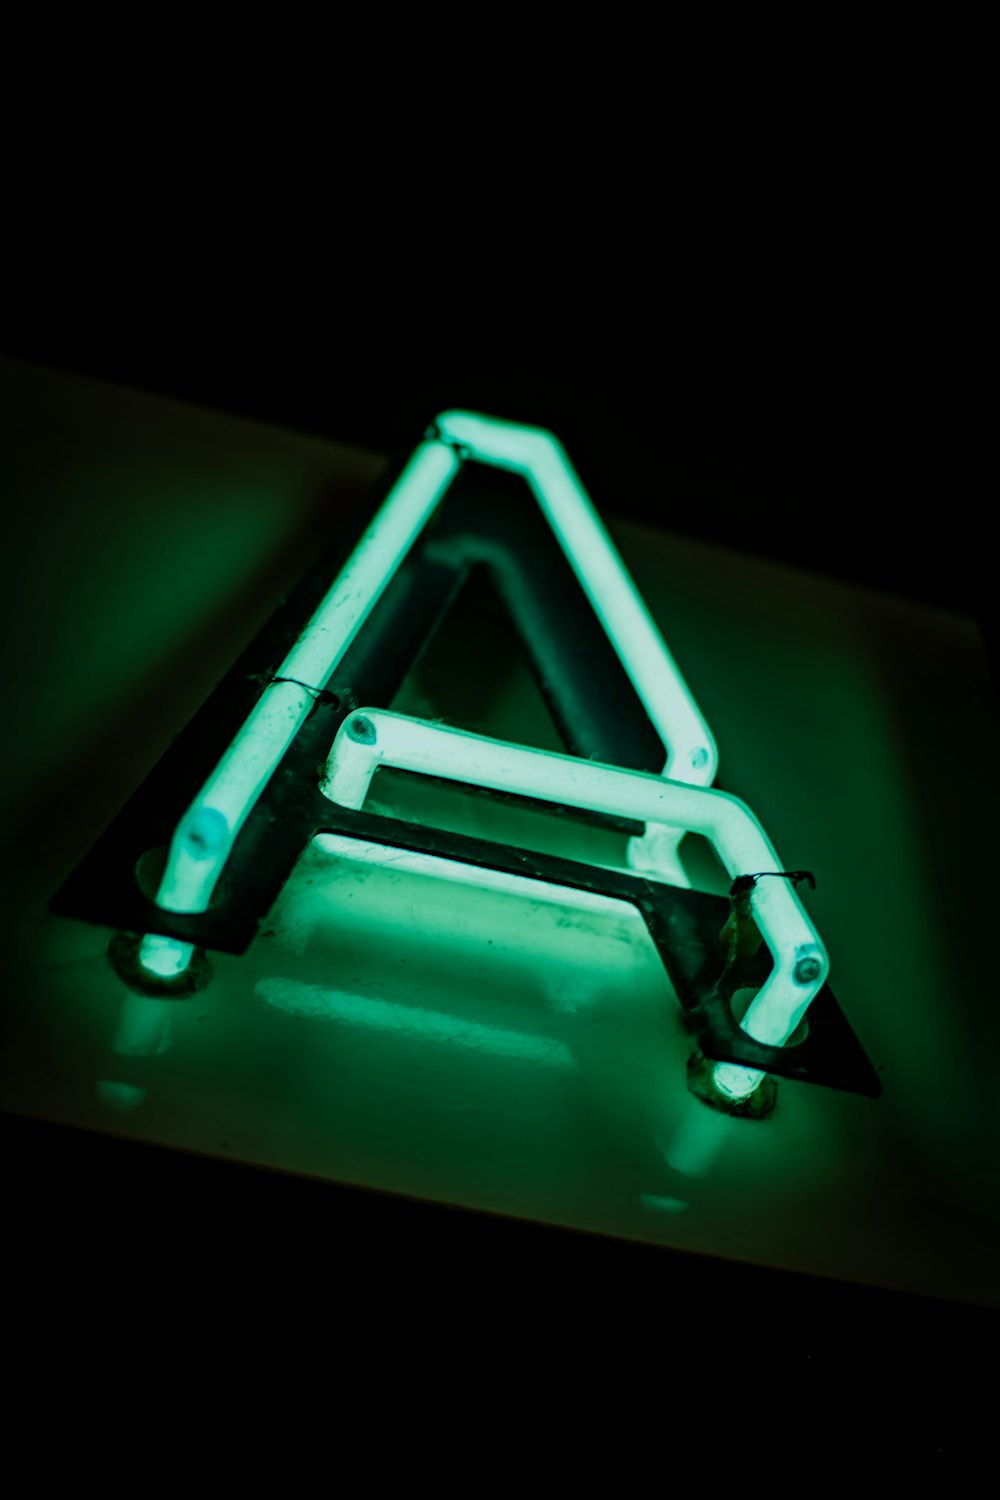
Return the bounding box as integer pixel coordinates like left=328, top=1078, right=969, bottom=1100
left=139, top=439, right=461, bottom=973
left=433, top=412, right=718, bottom=787
left=433, top=411, right=716, bottom=886
left=322, top=710, right=828, bottom=1098
left=141, top=413, right=719, bottom=978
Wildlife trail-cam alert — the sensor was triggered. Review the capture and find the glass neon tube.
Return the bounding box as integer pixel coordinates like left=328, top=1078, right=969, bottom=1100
left=433, top=412, right=717, bottom=788
left=140, top=413, right=718, bottom=976
left=137, top=438, right=461, bottom=977
left=321, top=710, right=829, bottom=1102
left=433, top=410, right=716, bottom=888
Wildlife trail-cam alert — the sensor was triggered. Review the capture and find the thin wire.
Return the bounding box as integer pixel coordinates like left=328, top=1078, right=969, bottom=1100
left=250, top=674, right=339, bottom=705
left=729, top=869, right=816, bottom=899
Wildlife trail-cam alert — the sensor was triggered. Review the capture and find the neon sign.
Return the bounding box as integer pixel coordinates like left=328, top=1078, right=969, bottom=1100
left=51, top=411, right=880, bottom=1111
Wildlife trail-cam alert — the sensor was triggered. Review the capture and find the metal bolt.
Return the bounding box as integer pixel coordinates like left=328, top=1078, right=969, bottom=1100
left=794, top=954, right=823, bottom=984
left=348, top=715, right=376, bottom=745
left=182, top=807, right=229, bottom=859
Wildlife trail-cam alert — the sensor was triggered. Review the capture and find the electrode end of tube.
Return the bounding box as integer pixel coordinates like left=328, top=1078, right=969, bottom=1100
left=686, top=1051, right=777, bottom=1119
left=109, top=931, right=212, bottom=999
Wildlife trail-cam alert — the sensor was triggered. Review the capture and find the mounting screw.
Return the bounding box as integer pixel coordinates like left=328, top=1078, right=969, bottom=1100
left=794, top=953, right=823, bottom=985
left=347, top=714, right=376, bottom=745
left=181, top=807, right=229, bottom=859
left=689, top=747, right=709, bottom=770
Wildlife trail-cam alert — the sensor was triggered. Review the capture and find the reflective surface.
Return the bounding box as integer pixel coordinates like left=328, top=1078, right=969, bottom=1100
left=2, top=355, right=997, bottom=1308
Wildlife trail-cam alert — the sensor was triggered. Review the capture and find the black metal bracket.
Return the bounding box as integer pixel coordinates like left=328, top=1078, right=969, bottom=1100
left=48, top=440, right=882, bottom=1099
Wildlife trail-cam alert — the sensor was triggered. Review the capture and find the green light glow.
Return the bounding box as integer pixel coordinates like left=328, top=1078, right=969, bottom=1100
left=659, top=1097, right=733, bottom=1176
left=141, top=412, right=719, bottom=978
left=639, top=1194, right=690, bottom=1214
left=308, top=841, right=770, bottom=1097
left=97, top=1080, right=147, bottom=1111
left=136, top=932, right=196, bottom=979
left=322, top=709, right=827, bottom=1095
left=312, top=832, right=632, bottom=918
left=111, top=991, right=174, bottom=1058
left=256, top=976, right=576, bottom=1070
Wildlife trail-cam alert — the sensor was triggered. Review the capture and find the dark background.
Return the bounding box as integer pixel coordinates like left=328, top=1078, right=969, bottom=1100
left=4, top=237, right=983, bottom=616
left=2, top=233, right=993, bottom=1451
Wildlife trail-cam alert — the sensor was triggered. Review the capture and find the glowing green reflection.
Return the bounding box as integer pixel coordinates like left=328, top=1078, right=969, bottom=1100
left=659, top=1098, right=733, bottom=1177
left=112, top=991, right=173, bottom=1058
left=312, top=833, right=630, bottom=918
left=639, top=1193, right=690, bottom=1214
left=97, top=1080, right=147, bottom=1112
left=313, top=835, right=773, bottom=1102
left=256, top=977, right=576, bottom=1070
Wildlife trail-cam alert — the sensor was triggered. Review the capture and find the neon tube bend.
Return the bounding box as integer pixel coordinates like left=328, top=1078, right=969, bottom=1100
left=322, top=709, right=828, bottom=1079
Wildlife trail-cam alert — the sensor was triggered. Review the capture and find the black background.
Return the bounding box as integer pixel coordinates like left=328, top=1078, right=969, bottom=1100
left=3, top=236, right=984, bottom=622
left=2, top=225, right=993, bottom=1454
